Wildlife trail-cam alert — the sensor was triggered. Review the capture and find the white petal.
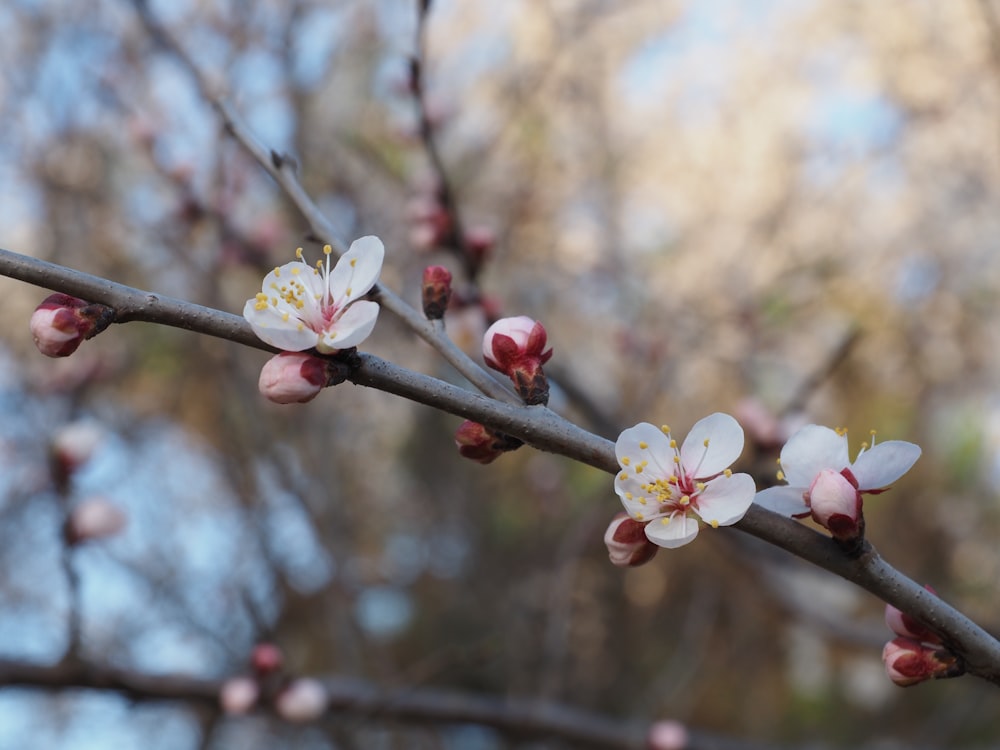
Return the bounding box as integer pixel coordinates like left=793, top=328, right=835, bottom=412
left=615, top=423, right=675, bottom=477
left=243, top=300, right=317, bottom=351
left=779, top=425, right=850, bottom=487
left=317, top=300, right=380, bottom=352
left=680, top=412, right=745, bottom=478
left=850, top=440, right=921, bottom=490
left=754, top=486, right=809, bottom=517
left=644, top=513, right=700, bottom=548
left=328, top=236, right=384, bottom=304
left=614, top=470, right=671, bottom=523
left=694, top=472, right=756, bottom=526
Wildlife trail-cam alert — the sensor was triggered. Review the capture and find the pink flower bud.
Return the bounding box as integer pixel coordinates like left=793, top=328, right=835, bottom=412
left=805, top=468, right=862, bottom=541
left=885, top=601, right=942, bottom=645
left=51, top=420, right=105, bottom=479
left=482, top=316, right=553, bottom=405
left=604, top=513, right=658, bottom=568
left=647, top=720, right=689, bottom=750
left=258, top=352, right=350, bottom=404
left=454, top=420, right=523, bottom=464
left=464, top=225, right=495, bottom=265
left=220, top=676, right=259, bottom=715
left=252, top=643, right=284, bottom=676
left=882, top=637, right=962, bottom=687
left=275, top=678, right=328, bottom=722
left=421, top=265, right=453, bottom=320
left=30, top=294, right=114, bottom=358
left=66, top=498, right=127, bottom=544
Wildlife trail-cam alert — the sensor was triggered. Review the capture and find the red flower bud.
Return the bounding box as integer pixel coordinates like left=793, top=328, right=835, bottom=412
left=482, top=316, right=553, bottom=405
left=882, top=637, right=963, bottom=687
left=604, top=513, right=658, bottom=568
left=454, top=420, right=523, bottom=464
left=252, top=643, right=285, bottom=676
left=30, top=293, right=114, bottom=358
left=885, top=599, right=942, bottom=645
left=421, top=265, right=453, bottom=320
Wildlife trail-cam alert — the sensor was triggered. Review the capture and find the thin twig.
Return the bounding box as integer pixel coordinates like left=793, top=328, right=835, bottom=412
left=127, top=0, right=517, bottom=405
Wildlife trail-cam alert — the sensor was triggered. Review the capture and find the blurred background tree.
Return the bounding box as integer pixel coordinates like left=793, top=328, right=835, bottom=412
left=0, top=0, right=999, bottom=747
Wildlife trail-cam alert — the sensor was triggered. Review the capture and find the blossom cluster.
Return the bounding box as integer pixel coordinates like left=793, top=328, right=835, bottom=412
left=607, top=417, right=921, bottom=559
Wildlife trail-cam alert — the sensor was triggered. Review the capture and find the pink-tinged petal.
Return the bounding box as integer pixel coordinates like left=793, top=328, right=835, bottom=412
left=615, top=423, right=674, bottom=477
left=328, top=236, right=384, bottom=303
left=694, top=472, right=756, bottom=526
left=680, top=412, right=745, bottom=478
left=317, top=300, right=380, bottom=352
left=754, top=486, right=810, bottom=517
left=850, top=440, right=921, bottom=490
left=644, top=513, right=699, bottom=548
left=779, top=425, right=850, bottom=487
left=242, top=300, right=317, bottom=351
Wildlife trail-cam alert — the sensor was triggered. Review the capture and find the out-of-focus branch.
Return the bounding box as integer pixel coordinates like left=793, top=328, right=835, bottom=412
left=410, top=0, right=477, bottom=279
left=127, top=0, right=517, bottom=406
left=3, top=246, right=1000, bottom=685
left=0, top=658, right=719, bottom=750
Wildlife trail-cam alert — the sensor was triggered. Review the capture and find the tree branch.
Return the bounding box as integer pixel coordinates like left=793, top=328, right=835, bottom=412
left=127, top=0, right=517, bottom=405
left=3, top=245, right=1000, bottom=685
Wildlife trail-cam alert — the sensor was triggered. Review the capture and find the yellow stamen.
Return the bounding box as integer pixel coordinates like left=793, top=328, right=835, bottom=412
left=710, top=520, right=719, bottom=529
left=703, top=438, right=710, bottom=447
left=776, top=470, right=785, bottom=481
left=621, top=457, right=631, bottom=466
left=723, top=469, right=732, bottom=477
left=639, top=441, right=648, bottom=450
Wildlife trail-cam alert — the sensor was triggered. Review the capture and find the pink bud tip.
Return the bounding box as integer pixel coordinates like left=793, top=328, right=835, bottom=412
left=806, top=468, right=862, bottom=541
left=884, top=601, right=942, bottom=645
left=51, top=420, right=105, bottom=476
left=252, top=643, right=284, bottom=675
left=454, top=420, right=522, bottom=464
left=275, top=678, right=328, bottom=722
left=220, top=676, right=259, bottom=715
left=421, top=265, right=453, bottom=320
left=258, top=352, right=331, bottom=404
left=604, top=513, right=658, bottom=568
left=66, top=498, right=127, bottom=543
left=30, top=294, right=113, bottom=358
left=647, top=720, right=689, bottom=750
left=482, top=316, right=553, bottom=405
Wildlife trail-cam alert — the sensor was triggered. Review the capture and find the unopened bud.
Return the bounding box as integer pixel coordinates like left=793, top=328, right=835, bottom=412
left=258, top=352, right=350, bottom=404
left=51, top=420, right=105, bottom=482
left=421, top=265, right=453, bottom=320
left=464, top=226, right=495, bottom=266
left=482, top=316, right=553, bottom=405
left=647, top=720, right=689, bottom=750
left=885, top=599, right=942, bottom=645
left=30, top=293, right=114, bottom=358
left=275, top=678, right=328, bottom=722
left=251, top=643, right=284, bottom=676
left=454, top=420, right=523, bottom=464
left=66, top=498, right=127, bottom=544
left=220, top=676, right=259, bottom=715
left=806, top=468, right=862, bottom=542
left=604, top=513, right=658, bottom=568
left=882, top=636, right=963, bottom=687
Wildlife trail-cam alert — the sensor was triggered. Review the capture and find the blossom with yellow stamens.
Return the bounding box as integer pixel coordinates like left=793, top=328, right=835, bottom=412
left=613, top=413, right=756, bottom=550
left=243, top=236, right=384, bottom=353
